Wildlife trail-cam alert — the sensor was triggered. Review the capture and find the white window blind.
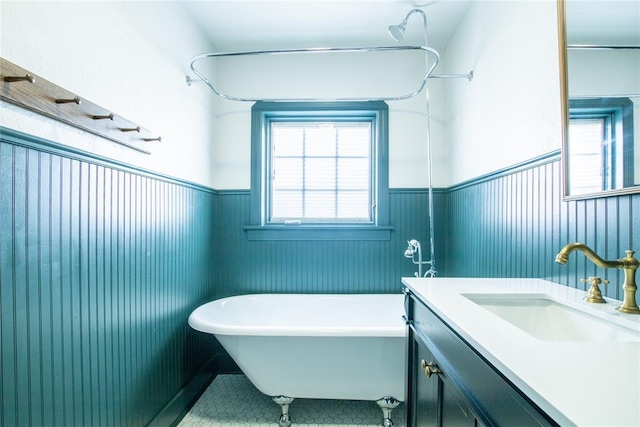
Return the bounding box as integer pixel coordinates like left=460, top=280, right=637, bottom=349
left=568, top=118, right=605, bottom=194
left=269, top=121, right=372, bottom=223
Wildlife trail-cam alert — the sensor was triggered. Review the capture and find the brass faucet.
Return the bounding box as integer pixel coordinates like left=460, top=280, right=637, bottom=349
left=555, top=243, right=640, bottom=314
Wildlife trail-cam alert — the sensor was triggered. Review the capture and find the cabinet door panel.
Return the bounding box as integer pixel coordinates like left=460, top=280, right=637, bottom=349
left=414, top=343, right=439, bottom=427
left=441, top=376, right=475, bottom=427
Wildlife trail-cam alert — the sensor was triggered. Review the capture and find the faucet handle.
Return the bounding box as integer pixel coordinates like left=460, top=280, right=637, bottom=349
left=581, top=277, right=609, bottom=285
left=581, top=277, right=609, bottom=304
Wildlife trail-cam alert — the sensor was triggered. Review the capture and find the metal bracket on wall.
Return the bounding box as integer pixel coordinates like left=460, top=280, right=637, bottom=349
left=1, top=57, right=160, bottom=154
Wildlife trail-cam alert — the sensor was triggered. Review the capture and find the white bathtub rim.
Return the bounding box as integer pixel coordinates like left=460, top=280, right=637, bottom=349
left=188, top=293, right=406, bottom=337
left=189, top=321, right=406, bottom=337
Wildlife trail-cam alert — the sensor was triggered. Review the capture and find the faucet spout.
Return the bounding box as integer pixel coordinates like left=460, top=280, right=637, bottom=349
left=555, top=242, right=640, bottom=314
left=555, top=242, right=624, bottom=269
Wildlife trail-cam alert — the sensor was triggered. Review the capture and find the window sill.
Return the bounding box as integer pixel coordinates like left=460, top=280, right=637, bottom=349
left=243, top=225, right=393, bottom=241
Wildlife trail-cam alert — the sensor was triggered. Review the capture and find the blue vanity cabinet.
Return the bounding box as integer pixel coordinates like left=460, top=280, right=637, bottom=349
left=409, top=339, right=478, bottom=426
left=404, top=288, right=559, bottom=427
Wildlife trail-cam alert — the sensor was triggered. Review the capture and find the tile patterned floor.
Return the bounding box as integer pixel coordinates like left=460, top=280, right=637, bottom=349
left=178, top=374, right=405, bottom=427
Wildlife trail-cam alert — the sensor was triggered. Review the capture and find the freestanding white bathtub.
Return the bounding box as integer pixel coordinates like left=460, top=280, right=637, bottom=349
left=188, top=293, right=406, bottom=426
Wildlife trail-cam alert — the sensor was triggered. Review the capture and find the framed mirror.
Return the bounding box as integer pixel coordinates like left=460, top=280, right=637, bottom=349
left=559, top=0, right=640, bottom=199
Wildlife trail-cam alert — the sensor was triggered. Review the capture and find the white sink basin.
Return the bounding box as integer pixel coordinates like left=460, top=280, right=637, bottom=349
left=463, top=293, right=640, bottom=342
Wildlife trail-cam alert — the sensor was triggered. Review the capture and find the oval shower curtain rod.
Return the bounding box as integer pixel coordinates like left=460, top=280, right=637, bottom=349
left=186, top=45, right=446, bottom=102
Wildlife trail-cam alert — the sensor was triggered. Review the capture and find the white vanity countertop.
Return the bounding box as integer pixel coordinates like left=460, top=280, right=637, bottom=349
left=401, top=277, right=640, bottom=427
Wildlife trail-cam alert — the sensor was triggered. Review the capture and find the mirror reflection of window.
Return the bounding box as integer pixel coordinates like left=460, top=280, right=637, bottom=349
left=568, top=97, right=634, bottom=196
left=568, top=117, right=608, bottom=194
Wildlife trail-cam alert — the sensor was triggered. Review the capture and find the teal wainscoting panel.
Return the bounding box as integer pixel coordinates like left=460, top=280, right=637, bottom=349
left=442, top=152, right=640, bottom=301
left=215, top=189, right=436, bottom=296
left=0, top=129, right=217, bottom=427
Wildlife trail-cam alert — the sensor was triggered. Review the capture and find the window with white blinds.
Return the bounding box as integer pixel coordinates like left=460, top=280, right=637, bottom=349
left=249, top=101, right=390, bottom=238
left=269, top=121, right=372, bottom=223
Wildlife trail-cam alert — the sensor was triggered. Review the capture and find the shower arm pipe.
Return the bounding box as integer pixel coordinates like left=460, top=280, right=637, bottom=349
left=411, top=7, right=438, bottom=278
left=430, top=71, right=474, bottom=81
left=424, top=87, right=437, bottom=277
left=188, top=45, right=440, bottom=102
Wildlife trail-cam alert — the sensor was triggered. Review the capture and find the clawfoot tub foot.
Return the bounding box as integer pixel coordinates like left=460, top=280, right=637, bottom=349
left=376, top=396, right=400, bottom=427
left=272, top=395, right=294, bottom=427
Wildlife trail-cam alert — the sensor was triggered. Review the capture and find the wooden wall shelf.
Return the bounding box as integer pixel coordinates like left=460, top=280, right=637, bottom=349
left=1, top=57, right=160, bottom=154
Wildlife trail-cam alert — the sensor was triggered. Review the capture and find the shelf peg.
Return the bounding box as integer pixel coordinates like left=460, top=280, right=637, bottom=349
left=120, top=126, right=141, bottom=133
left=55, top=96, right=81, bottom=105
left=142, top=136, right=162, bottom=142
left=92, top=113, right=115, bottom=120
left=4, top=73, right=36, bottom=83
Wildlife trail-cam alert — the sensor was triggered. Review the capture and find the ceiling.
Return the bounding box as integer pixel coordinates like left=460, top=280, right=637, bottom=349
left=180, top=0, right=639, bottom=57
left=180, top=0, right=473, bottom=52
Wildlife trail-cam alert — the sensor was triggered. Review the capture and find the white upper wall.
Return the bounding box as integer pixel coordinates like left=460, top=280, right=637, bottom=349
left=0, top=1, right=564, bottom=190
left=212, top=0, right=563, bottom=189
left=443, top=0, right=563, bottom=186
left=0, top=1, right=216, bottom=187
left=211, top=49, right=445, bottom=189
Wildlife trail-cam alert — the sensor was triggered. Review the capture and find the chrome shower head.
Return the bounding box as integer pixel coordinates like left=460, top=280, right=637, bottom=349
left=389, top=9, right=428, bottom=43
left=388, top=22, right=407, bottom=42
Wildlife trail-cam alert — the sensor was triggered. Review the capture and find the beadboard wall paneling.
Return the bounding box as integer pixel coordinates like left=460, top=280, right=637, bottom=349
left=0, top=130, right=217, bottom=427
left=4, top=126, right=639, bottom=426
left=215, top=189, right=438, bottom=296
left=443, top=153, right=640, bottom=301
